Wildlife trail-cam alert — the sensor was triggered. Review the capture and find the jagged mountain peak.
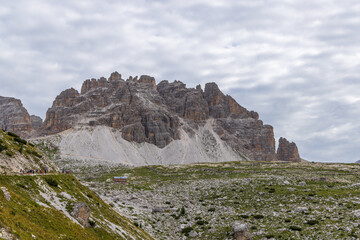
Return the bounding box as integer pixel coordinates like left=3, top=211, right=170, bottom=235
left=0, top=71, right=301, bottom=165
left=37, top=72, right=301, bottom=164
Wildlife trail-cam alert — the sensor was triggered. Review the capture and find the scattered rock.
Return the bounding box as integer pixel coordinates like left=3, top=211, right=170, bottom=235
left=152, top=205, right=169, bottom=213
left=189, top=230, right=198, bottom=238
left=1, top=187, right=11, bottom=201
left=232, top=222, right=251, bottom=240
left=70, top=202, right=91, bottom=227
left=295, top=207, right=308, bottom=213
left=0, top=228, right=15, bottom=240
left=353, top=209, right=360, bottom=218
left=298, top=181, right=306, bottom=186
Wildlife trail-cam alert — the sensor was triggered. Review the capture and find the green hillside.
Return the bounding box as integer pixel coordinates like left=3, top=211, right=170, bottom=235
left=0, top=130, right=55, bottom=174
left=0, top=174, right=154, bottom=239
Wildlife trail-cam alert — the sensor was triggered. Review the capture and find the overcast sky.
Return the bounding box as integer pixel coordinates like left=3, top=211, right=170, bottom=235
left=0, top=0, right=359, bottom=162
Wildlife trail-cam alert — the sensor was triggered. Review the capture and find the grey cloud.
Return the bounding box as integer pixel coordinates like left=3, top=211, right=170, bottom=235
left=0, top=0, right=359, bottom=162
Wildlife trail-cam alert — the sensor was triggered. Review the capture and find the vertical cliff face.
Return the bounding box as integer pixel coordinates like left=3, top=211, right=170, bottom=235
left=157, top=81, right=276, bottom=161
left=30, top=115, right=43, bottom=131
left=0, top=96, right=33, bottom=138
left=42, top=72, right=180, bottom=148
left=277, top=137, right=301, bottom=162
left=40, top=71, right=300, bottom=162
left=157, top=80, right=209, bottom=122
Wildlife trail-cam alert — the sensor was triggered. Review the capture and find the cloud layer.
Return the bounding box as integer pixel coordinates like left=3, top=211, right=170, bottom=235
left=0, top=0, right=359, bottom=162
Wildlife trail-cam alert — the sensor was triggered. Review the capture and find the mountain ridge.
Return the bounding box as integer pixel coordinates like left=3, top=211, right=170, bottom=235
left=0, top=72, right=301, bottom=165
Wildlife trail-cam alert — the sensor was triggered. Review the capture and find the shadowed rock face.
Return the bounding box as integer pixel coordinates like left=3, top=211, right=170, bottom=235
left=277, top=137, right=301, bottom=162
left=30, top=115, right=43, bottom=131
left=0, top=96, right=33, bottom=138
left=41, top=71, right=298, bottom=161
left=42, top=72, right=180, bottom=148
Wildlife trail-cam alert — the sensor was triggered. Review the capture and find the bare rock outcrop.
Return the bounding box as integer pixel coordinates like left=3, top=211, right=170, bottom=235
left=70, top=202, right=91, bottom=227
left=157, top=80, right=209, bottom=122
left=40, top=71, right=299, bottom=162
left=42, top=72, right=180, bottom=148
left=30, top=115, right=43, bottom=131
left=277, top=137, right=301, bottom=162
left=1, top=187, right=11, bottom=201
left=0, top=96, right=33, bottom=138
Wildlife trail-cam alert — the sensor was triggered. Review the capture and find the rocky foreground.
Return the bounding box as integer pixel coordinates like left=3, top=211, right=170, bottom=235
left=75, top=162, right=360, bottom=240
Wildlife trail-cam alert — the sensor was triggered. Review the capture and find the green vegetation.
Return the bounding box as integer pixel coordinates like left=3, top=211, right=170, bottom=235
left=44, top=177, right=58, bottom=187
left=0, top=174, right=154, bottom=240
left=7, top=131, right=19, bottom=138
left=14, top=136, right=27, bottom=145
left=1, top=130, right=41, bottom=158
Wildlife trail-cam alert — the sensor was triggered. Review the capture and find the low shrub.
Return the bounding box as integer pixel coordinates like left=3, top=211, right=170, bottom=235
left=26, top=149, right=43, bottom=158
left=208, top=207, right=215, bottom=212
left=14, top=137, right=27, bottom=145
left=0, top=144, right=8, bottom=152
left=45, top=177, right=58, bottom=187
left=88, top=220, right=96, bottom=227
left=289, top=226, right=302, bottom=231
left=306, top=220, right=319, bottom=225
left=196, top=220, right=205, bottom=225
left=268, top=188, right=276, bottom=193
left=181, top=226, right=193, bottom=235
left=7, top=132, right=19, bottom=138
left=253, top=214, right=264, bottom=219
left=5, top=151, right=14, bottom=157
left=180, top=206, right=186, bottom=215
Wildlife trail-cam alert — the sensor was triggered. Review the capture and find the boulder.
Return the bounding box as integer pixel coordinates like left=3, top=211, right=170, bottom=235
left=70, top=202, right=91, bottom=227
left=232, top=222, right=251, bottom=240
left=1, top=187, right=11, bottom=201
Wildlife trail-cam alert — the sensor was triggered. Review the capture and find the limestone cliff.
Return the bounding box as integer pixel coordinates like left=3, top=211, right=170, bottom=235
left=41, top=71, right=295, bottom=162
left=43, top=72, right=180, bottom=148
left=0, top=96, right=33, bottom=138
left=30, top=115, right=43, bottom=131
left=277, top=137, right=301, bottom=162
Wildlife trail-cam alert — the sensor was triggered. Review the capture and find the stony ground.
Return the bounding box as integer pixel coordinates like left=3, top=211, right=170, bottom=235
left=73, top=161, right=360, bottom=240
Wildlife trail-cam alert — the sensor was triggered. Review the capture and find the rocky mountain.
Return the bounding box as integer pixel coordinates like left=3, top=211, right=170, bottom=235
left=30, top=115, right=43, bottom=131
left=0, top=96, right=44, bottom=139
left=37, top=72, right=300, bottom=165
left=356, top=160, right=360, bottom=163
left=277, top=137, right=301, bottom=162
left=0, top=96, right=33, bottom=138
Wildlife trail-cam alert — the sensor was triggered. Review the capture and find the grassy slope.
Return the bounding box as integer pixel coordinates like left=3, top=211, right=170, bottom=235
left=0, top=130, right=52, bottom=173
left=0, top=174, right=154, bottom=240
